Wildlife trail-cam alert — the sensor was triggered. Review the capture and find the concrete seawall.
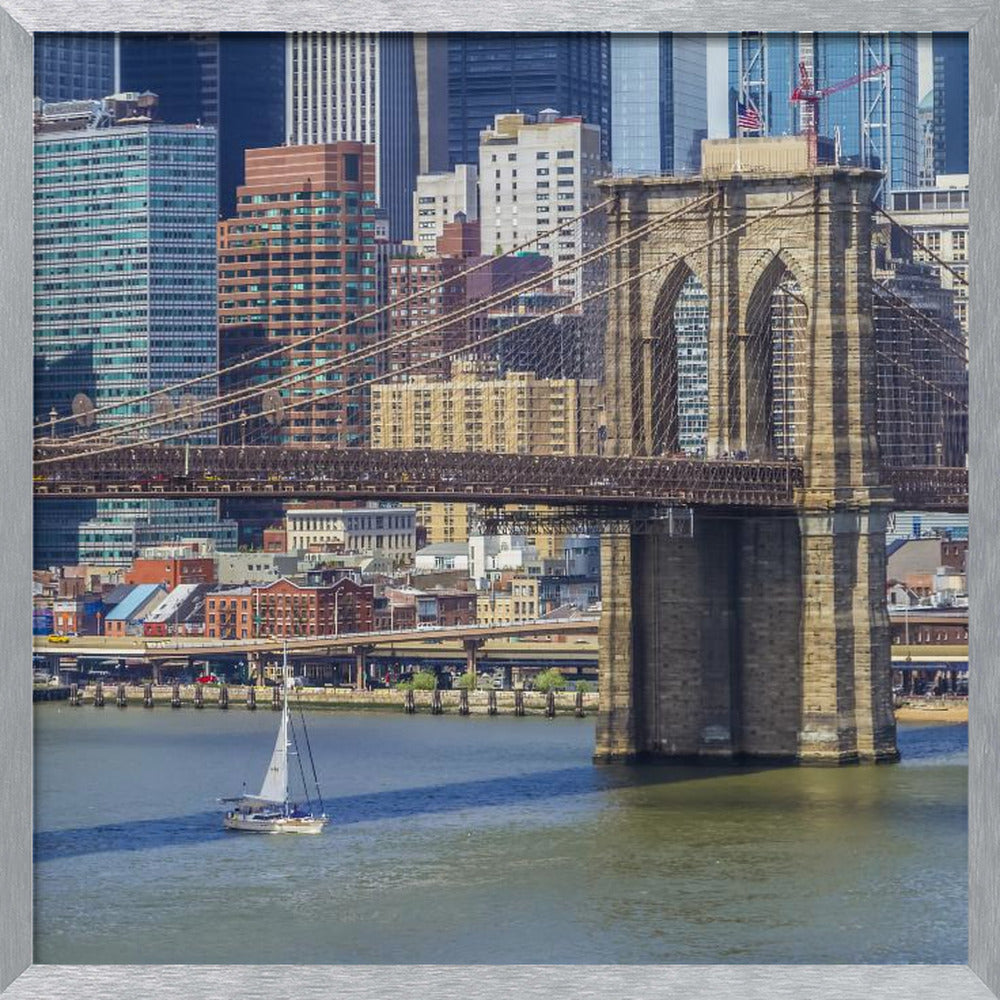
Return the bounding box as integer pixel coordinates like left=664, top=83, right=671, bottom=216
left=56, top=684, right=600, bottom=717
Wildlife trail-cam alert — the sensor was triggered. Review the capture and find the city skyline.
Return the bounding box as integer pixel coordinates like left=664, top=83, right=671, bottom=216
left=31, top=31, right=968, bottom=571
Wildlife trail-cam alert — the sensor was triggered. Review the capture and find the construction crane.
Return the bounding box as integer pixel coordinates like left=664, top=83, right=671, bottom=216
left=790, top=60, right=890, bottom=165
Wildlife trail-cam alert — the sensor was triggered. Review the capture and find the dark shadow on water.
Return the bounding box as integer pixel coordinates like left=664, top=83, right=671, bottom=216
left=34, top=760, right=762, bottom=862
left=35, top=723, right=966, bottom=863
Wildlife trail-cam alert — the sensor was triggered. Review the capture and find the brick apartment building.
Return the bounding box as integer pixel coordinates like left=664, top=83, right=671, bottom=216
left=204, top=577, right=376, bottom=639
left=218, top=143, right=383, bottom=448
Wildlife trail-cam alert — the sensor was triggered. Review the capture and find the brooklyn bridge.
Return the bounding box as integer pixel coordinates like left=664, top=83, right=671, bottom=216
left=34, top=148, right=969, bottom=766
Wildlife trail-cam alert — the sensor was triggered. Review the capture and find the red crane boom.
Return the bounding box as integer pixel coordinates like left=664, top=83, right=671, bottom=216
left=790, top=60, right=890, bottom=164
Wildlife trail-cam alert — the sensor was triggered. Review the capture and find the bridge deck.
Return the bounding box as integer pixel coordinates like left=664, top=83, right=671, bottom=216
left=32, top=446, right=967, bottom=511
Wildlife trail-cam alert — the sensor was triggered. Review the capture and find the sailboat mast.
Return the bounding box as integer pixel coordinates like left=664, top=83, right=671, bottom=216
left=281, top=641, right=291, bottom=813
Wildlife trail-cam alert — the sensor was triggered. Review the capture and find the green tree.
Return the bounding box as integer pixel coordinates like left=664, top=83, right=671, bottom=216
left=533, top=668, right=567, bottom=694
left=575, top=680, right=593, bottom=694
left=412, top=670, right=438, bottom=691
left=455, top=671, right=477, bottom=690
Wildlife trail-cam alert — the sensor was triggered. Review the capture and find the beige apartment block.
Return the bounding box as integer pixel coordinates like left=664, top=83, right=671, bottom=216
left=477, top=577, right=540, bottom=625
left=371, top=361, right=601, bottom=455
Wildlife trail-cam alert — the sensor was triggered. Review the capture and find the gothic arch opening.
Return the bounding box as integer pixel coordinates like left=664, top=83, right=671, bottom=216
left=648, top=264, right=709, bottom=456
left=744, top=256, right=808, bottom=459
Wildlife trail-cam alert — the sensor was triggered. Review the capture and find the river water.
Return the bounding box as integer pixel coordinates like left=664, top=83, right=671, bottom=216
left=33, top=705, right=967, bottom=965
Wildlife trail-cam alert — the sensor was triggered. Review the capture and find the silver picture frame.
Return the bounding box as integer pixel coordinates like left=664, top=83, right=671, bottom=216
left=1, top=3, right=996, bottom=997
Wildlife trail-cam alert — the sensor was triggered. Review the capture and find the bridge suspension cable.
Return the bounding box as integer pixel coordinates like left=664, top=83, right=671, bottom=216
left=36, top=188, right=820, bottom=467
left=48, top=192, right=718, bottom=448
left=33, top=197, right=617, bottom=436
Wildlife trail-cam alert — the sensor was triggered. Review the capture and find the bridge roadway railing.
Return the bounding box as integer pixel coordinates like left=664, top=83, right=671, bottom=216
left=32, top=445, right=967, bottom=512
left=33, top=445, right=804, bottom=509
left=878, top=465, right=969, bottom=512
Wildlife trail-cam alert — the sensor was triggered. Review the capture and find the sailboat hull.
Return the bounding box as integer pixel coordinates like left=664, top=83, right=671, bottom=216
left=224, top=812, right=327, bottom=835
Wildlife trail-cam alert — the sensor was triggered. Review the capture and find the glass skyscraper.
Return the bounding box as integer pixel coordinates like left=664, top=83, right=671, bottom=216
left=610, top=34, right=707, bottom=176
left=33, top=108, right=236, bottom=567
left=34, top=33, right=117, bottom=103
left=728, top=32, right=919, bottom=197
left=447, top=33, right=611, bottom=167
left=285, top=32, right=418, bottom=242
left=932, top=33, right=969, bottom=177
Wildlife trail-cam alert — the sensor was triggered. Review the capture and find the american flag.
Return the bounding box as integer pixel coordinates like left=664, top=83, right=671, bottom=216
left=737, top=101, right=762, bottom=132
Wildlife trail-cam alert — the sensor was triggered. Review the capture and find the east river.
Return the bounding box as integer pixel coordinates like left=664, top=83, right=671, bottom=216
left=33, top=705, right=967, bottom=964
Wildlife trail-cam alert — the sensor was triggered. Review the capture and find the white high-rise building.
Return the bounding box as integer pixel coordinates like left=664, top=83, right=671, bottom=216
left=412, top=164, right=478, bottom=255
left=286, top=32, right=418, bottom=240
left=478, top=110, right=608, bottom=299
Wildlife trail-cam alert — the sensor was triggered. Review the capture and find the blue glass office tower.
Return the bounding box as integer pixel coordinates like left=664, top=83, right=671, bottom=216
left=447, top=33, right=611, bottom=166
left=729, top=32, right=919, bottom=196
left=932, top=33, right=969, bottom=176
left=34, top=33, right=117, bottom=103
left=119, top=34, right=286, bottom=218
left=610, top=34, right=707, bottom=175
left=33, top=111, right=236, bottom=566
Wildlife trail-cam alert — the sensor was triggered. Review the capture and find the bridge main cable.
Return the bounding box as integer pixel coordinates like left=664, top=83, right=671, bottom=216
left=36, top=187, right=819, bottom=468
left=45, top=192, right=721, bottom=448
left=34, top=198, right=617, bottom=436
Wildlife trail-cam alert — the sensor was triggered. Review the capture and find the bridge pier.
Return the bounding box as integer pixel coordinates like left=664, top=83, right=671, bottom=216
left=354, top=645, right=371, bottom=692
left=595, top=505, right=897, bottom=766
left=463, top=638, right=483, bottom=685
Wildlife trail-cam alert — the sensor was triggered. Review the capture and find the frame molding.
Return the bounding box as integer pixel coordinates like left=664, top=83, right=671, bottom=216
left=2, top=6, right=996, bottom=998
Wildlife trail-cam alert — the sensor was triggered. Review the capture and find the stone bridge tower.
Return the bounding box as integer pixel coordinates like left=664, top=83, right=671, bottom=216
left=595, top=151, right=897, bottom=765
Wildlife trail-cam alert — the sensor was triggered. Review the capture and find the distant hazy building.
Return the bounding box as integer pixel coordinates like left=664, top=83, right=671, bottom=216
left=286, top=32, right=418, bottom=240
left=932, top=33, right=969, bottom=177
left=34, top=33, right=117, bottom=103
left=447, top=33, right=610, bottom=167
left=413, top=165, right=478, bottom=255
left=118, top=33, right=286, bottom=218
left=479, top=110, right=608, bottom=299
left=386, top=241, right=549, bottom=377
left=610, top=34, right=707, bottom=175
left=888, top=174, right=969, bottom=334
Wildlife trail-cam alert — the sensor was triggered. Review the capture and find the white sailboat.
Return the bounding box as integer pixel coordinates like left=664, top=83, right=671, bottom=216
left=223, top=644, right=328, bottom=834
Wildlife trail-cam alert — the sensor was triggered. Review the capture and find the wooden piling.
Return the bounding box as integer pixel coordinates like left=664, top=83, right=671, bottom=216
left=116, top=683, right=127, bottom=708
left=545, top=690, right=556, bottom=718
left=219, top=684, right=229, bottom=709
left=246, top=686, right=256, bottom=710
left=194, top=685, right=204, bottom=709
left=171, top=682, right=181, bottom=708
left=431, top=689, right=443, bottom=715
left=404, top=689, right=415, bottom=714
left=69, top=683, right=80, bottom=706
left=514, top=689, right=524, bottom=717
left=575, top=689, right=585, bottom=718
left=459, top=688, right=469, bottom=716
left=143, top=683, right=154, bottom=708
left=487, top=689, right=498, bottom=716
left=94, top=681, right=104, bottom=708
left=271, top=685, right=281, bottom=710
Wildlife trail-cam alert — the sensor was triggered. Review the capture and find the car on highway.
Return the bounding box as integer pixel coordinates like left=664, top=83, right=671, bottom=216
left=46, top=634, right=70, bottom=644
